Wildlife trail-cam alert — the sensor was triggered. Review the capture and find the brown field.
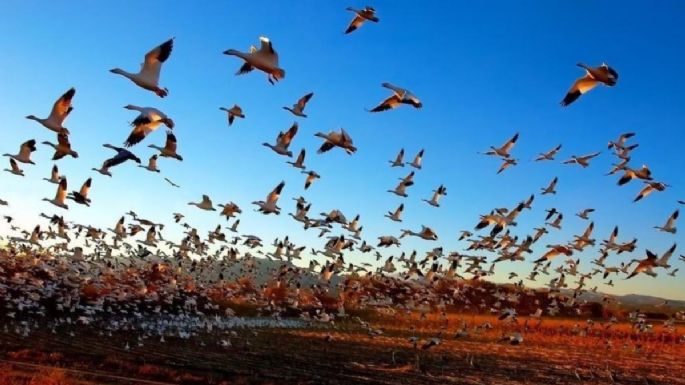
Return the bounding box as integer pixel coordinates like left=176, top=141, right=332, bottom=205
left=0, top=313, right=682, bottom=385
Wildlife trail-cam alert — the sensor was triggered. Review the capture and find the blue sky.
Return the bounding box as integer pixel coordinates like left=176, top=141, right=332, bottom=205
left=0, top=1, right=683, bottom=299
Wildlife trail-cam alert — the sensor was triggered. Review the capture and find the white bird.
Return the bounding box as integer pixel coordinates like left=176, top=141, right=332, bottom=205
left=385, top=204, right=404, bottom=222
left=4, top=139, right=37, bottom=164
left=189, top=195, right=216, bottom=211
left=42, top=132, right=78, bottom=160
left=253, top=181, right=285, bottom=215
left=138, top=155, right=161, bottom=173
left=409, top=149, right=424, bottom=169
left=26, top=88, right=75, bottom=134
left=535, top=144, right=562, bottom=161
left=122, top=105, right=174, bottom=147
left=286, top=149, right=307, bottom=169
left=423, top=185, right=447, bottom=207
left=110, top=38, right=174, bottom=97
left=389, top=149, right=405, bottom=167
left=67, top=178, right=92, bottom=207
left=42, top=177, right=69, bottom=210
left=654, top=210, right=678, bottom=234
left=314, top=128, right=357, bottom=155
left=223, top=36, right=285, bottom=84
left=482, top=133, right=518, bottom=158
left=149, top=131, right=183, bottom=161
left=368, top=83, right=422, bottom=112
left=43, top=165, right=61, bottom=184
left=263, top=123, right=298, bottom=157
left=4, top=158, right=24, bottom=176
left=283, top=92, right=313, bottom=117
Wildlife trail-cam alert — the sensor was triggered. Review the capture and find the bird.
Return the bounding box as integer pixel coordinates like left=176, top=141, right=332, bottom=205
left=535, top=144, right=562, bottom=161
left=314, top=128, right=357, bottom=155
left=286, top=149, right=307, bottom=169
left=93, top=144, right=142, bottom=177
left=401, top=226, right=438, bottom=241
left=344, top=6, right=379, bottom=34
left=263, top=122, right=298, bottom=157
left=482, top=133, right=518, bottom=158
left=219, top=202, right=242, bottom=219
left=303, top=171, right=320, bottom=190
left=42, top=132, right=79, bottom=161
left=385, top=204, right=404, bottom=222
left=4, top=158, right=24, bottom=176
left=575, top=208, right=595, bottom=220
left=42, top=177, right=68, bottom=210
left=617, top=165, right=652, bottom=185
left=4, top=139, right=37, bottom=164
left=67, top=178, right=92, bottom=207
left=138, top=155, right=161, bottom=173
left=654, top=210, right=678, bottom=234
left=535, top=245, right=573, bottom=263
left=43, top=165, right=61, bottom=184
left=25, top=88, right=75, bottom=134
left=122, top=105, right=174, bottom=147
left=223, top=36, right=285, bottom=84
left=253, top=181, right=285, bottom=215
left=423, top=185, right=447, bottom=207
left=164, top=178, right=180, bottom=188
left=634, top=182, right=669, bottom=202
left=408, top=149, right=424, bottom=169
left=220, top=105, right=245, bottom=126
left=110, top=38, right=174, bottom=97
left=497, top=158, right=518, bottom=174
left=283, top=92, right=313, bottom=117
left=368, top=83, right=422, bottom=112
left=563, top=152, right=601, bottom=168
left=560, top=63, right=619, bottom=106
left=626, top=250, right=658, bottom=279
left=189, top=195, right=216, bottom=211
left=608, top=132, right=636, bottom=150
left=149, top=131, right=183, bottom=161
left=389, top=149, right=405, bottom=167
left=541, top=177, right=558, bottom=195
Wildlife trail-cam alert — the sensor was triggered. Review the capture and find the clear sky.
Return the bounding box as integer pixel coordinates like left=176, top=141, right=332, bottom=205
left=0, top=1, right=683, bottom=299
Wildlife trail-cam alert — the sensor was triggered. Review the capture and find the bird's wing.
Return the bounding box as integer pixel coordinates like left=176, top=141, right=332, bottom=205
left=140, top=39, right=173, bottom=84
left=48, top=88, right=76, bottom=123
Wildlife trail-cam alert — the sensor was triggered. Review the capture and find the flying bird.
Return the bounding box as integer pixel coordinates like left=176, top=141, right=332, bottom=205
left=110, top=38, right=174, bottom=97
left=253, top=181, right=285, bottom=215
left=562, top=152, right=601, bottom=168
left=67, top=178, right=93, bottom=207
left=42, top=132, right=78, bottom=160
left=122, top=105, right=174, bottom=147
left=4, top=139, right=37, bottom=164
left=263, top=122, right=298, bottom=157
left=561, top=63, right=618, bottom=106
left=535, top=144, right=562, bottom=161
left=315, top=128, right=357, bottom=155
left=283, top=92, right=313, bottom=117
left=482, top=133, right=519, bottom=158
left=149, top=131, right=183, bottom=161
left=220, top=105, right=245, bottom=126
left=26, top=88, right=75, bottom=134
left=344, top=6, right=379, bottom=34
left=368, top=83, right=422, bottom=112
left=223, top=36, right=285, bottom=84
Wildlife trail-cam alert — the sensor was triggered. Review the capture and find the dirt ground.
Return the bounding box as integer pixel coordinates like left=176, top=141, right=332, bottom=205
left=0, top=316, right=683, bottom=385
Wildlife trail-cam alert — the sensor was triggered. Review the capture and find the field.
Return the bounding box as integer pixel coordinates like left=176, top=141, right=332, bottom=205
left=0, top=312, right=682, bottom=385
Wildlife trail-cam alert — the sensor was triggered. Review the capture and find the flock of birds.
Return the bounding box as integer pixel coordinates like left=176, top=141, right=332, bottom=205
left=1, top=5, right=684, bottom=351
